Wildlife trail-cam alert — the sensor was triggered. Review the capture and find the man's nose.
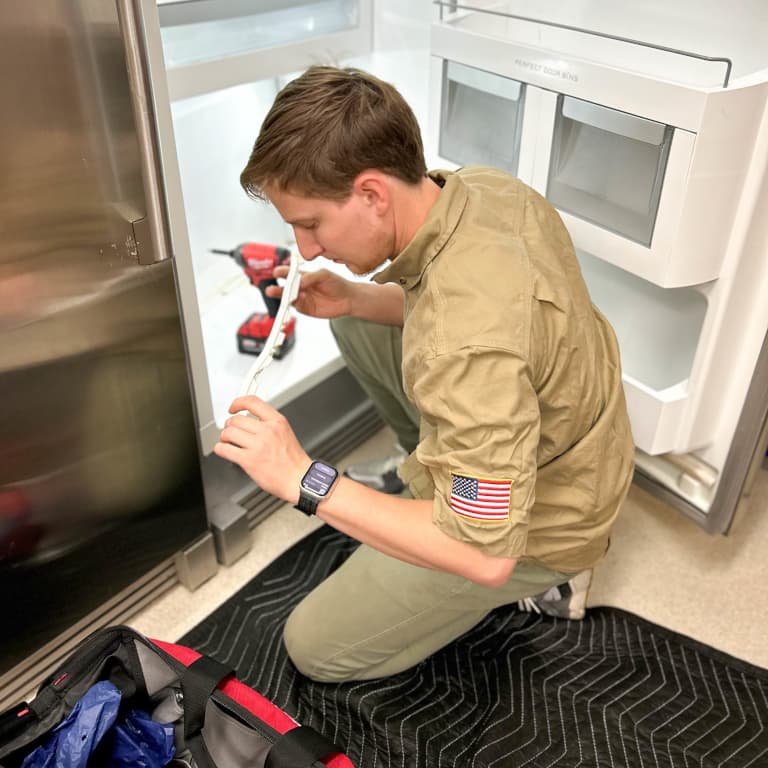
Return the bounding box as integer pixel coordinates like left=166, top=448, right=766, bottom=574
left=294, top=229, right=323, bottom=261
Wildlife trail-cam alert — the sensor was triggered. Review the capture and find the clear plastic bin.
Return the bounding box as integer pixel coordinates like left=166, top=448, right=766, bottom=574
left=547, top=96, right=673, bottom=246
left=439, top=61, right=525, bottom=174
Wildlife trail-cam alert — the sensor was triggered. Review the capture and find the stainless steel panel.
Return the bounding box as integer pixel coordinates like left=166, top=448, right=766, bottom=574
left=173, top=532, right=218, bottom=591
left=0, top=1, right=207, bottom=673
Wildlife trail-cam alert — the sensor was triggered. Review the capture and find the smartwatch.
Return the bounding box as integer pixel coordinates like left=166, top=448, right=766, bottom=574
left=295, top=460, right=339, bottom=516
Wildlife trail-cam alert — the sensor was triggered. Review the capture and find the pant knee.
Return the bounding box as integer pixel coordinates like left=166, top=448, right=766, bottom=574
left=283, top=611, right=318, bottom=679
left=283, top=603, right=390, bottom=683
left=283, top=606, right=347, bottom=682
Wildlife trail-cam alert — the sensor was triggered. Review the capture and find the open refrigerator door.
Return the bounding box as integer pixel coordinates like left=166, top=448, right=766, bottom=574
left=429, top=0, right=768, bottom=532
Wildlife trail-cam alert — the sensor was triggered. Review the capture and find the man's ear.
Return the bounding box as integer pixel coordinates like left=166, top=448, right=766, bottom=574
left=351, top=171, right=390, bottom=214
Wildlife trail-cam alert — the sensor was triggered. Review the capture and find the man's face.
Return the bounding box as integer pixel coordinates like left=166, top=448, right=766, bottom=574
left=264, top=183, right=395, bottom=276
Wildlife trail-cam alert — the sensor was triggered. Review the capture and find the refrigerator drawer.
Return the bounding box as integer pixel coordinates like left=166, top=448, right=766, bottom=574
left=158, top=0, right=362, bottom=69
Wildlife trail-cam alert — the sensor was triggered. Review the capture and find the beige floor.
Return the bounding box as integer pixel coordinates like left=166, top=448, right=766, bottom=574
left=130, top=428, right=768, bottom=670
left=589, top=464, right=768, bottom=667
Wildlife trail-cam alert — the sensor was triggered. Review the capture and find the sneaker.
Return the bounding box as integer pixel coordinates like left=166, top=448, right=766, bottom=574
left=517, top=569, right=593, bottom=620
left=343, top=444, right=408, bottom=494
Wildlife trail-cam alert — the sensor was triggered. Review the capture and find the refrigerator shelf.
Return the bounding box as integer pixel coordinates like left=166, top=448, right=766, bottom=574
left=158, top=0, right=372, bottom=101
left=434, top=0, right=768, bottom=86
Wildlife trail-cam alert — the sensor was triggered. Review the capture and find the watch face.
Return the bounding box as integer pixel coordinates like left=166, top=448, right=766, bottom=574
left=301, top=461, right=338, bottom=496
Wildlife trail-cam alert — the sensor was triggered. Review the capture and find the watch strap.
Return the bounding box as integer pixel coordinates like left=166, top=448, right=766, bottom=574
left=295, top=491, right=319, bottom=516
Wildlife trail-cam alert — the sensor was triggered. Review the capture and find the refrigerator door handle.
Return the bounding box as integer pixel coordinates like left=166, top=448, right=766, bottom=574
left=116, top=0, right=173, bottom=265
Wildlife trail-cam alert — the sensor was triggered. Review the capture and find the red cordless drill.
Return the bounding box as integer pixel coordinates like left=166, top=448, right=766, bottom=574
left=212, top=243, right=297, bottom=357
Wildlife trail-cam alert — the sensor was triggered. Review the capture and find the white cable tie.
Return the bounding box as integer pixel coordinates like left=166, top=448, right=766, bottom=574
left=238, top=252, right=304, bottom=399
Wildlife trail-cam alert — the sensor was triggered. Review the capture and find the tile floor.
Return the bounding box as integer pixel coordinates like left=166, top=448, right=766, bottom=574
left=130, top=428, right=768, bottom=670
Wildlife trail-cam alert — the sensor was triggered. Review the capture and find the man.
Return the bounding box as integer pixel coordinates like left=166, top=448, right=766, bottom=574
left=214, top=66, right=635, bottom=682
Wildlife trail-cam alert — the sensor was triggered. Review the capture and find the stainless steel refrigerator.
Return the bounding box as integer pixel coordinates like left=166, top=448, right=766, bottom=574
left=0, top=0, right=209, bottom=704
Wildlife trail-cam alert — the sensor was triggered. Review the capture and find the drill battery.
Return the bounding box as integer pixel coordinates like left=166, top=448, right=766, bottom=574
left=237, top=314, right=296, bottom=357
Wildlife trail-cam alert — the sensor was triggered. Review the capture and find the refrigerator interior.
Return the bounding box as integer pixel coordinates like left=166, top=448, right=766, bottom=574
left=154, top=1, right=439, bottom=450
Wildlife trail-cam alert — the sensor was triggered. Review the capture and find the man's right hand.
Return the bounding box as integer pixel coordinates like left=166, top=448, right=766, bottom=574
left=266, top=266, right=356, bottom=319
left=267, top=263, right=406, bottom=326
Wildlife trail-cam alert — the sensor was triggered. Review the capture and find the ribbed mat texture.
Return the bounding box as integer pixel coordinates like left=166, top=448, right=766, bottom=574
left=181, top=526, right=768, bottom=767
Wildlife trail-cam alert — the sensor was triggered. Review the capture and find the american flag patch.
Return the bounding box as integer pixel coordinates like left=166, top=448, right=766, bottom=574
left=450, top=473, right=511, bottom=521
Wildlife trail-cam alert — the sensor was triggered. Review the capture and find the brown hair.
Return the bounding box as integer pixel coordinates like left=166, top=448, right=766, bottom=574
left=240, top=66, right=427, bottom=201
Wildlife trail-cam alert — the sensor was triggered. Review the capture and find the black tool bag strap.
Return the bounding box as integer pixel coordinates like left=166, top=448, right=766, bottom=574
left=265, top=725, right=341, bottom=768
left=180, top=655, right=234, bottom=740
left=0, top=702, right=38, bottom=747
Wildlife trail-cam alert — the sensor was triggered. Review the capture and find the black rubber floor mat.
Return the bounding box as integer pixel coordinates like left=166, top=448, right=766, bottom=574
left=180, top=526, right=768, bottom=767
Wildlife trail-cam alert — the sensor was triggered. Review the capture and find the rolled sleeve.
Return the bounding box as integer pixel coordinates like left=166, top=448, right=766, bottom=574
left=406, top=346, right=540, bottom=558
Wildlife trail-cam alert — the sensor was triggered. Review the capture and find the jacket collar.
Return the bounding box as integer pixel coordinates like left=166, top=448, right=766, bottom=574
left=372, top=170, right=467, bottom=289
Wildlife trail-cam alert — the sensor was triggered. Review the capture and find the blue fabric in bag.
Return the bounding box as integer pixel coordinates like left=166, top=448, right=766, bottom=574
left=107, top=708, right=175, bottom=767
left=21, top=680, right=175, bottom=768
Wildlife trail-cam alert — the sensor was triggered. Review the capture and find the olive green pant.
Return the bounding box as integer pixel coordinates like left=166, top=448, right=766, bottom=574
left=282, top=316, right=568, bottom=682
left=330, top=315, right=421, bottom=453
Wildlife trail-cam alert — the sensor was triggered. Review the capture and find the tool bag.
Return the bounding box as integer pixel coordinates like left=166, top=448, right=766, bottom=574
left=0, top=626, right=354, bottom=768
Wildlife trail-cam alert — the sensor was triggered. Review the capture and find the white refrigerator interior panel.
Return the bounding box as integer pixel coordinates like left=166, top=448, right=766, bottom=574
left=169, top=81, right=340, bottom=439
left=681, top=109, right=768, bottom=469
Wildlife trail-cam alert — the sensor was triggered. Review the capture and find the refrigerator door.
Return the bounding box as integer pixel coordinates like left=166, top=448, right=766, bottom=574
left=0, top=0, right=208, bottom=678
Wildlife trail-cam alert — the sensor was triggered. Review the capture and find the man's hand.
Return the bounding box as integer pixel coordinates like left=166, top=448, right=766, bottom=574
left=214, top=396, right=311, bottom=503
left=267, top=266, right=405, bottom=326
left=266, top=266, right=356, bottom=319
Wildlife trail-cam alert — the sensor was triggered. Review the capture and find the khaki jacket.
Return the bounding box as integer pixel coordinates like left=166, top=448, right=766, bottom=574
left=373, top=167, right=635, bottom=573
